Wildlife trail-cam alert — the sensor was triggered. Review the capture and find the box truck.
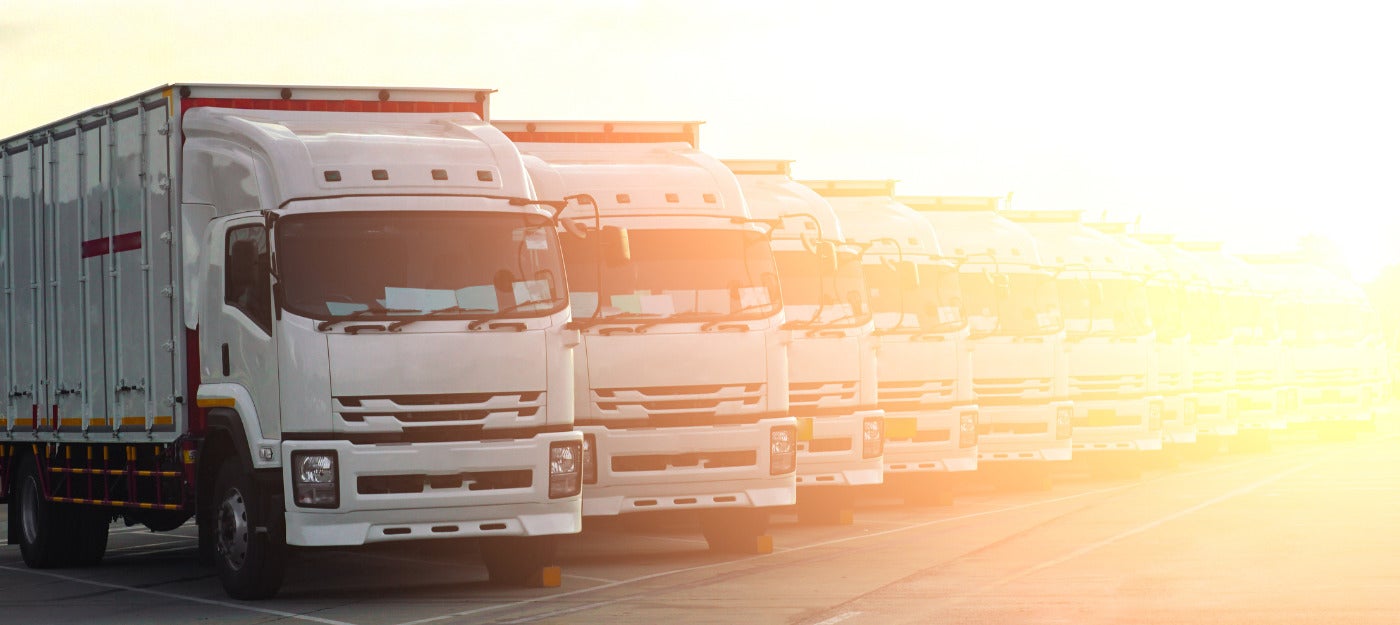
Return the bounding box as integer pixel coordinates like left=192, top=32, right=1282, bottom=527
left=0, top=85, right=584, bottom=599
left=904, top=197, right=1072, bottom=487
left=497, top=121, right=797, bottom=552
left=1003, top=210, right=1163, bottom=476
left=804, top=183, right=979, bottom=503
left=725, top=161, right=883, bottom=523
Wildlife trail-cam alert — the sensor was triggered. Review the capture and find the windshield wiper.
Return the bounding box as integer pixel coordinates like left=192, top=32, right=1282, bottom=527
left=315, top=306, right=422, bottom=331
left=465, top=298, right=568, bottom=330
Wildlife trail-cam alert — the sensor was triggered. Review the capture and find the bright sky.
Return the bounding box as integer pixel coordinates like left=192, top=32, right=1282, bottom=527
left=4, top=0, right=1399, bottom=279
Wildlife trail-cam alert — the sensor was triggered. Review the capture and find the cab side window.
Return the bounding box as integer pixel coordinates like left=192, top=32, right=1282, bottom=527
left=225, top=225, right=272, bottom=333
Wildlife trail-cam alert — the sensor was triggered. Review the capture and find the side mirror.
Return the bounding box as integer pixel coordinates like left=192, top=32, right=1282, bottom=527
left=558, top=217, right=587, bottom=239
left=815, top=240, right=839, bottom=276
left=601, top=226, right=631, bottom=266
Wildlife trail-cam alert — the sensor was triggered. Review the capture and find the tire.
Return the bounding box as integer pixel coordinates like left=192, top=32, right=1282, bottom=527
left=66, top=507, right=110, bottom=567
left=480, top=535, right=560, bottom=586
left=699, top=508, right=770, bottom=553
left=211, top=463, right=287, bottom=600
left=13, top=454, right=72, bottom=568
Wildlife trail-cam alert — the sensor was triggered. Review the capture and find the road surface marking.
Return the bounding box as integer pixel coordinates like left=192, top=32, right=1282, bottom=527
left=811, top=611, right=863, bottom=625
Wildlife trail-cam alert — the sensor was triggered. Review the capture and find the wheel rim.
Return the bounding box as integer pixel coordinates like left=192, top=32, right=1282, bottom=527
left=20, top=476, right=40, bottom=546
left=216, top=487, right=250, bottom=572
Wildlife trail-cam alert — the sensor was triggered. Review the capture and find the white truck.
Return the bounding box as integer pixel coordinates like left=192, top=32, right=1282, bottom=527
left=1089, top=224, right=1198, bottom=455
left=904, top=197, right=1072, bottom=486
left=1177, top=242, right=1290, bottom=451
left=725, top=161, right=884, bottom=523
left=1244, top=254, right=1379, bottom=437
left=1003, top=210, right=1163, bottom=475
left=801, top=183, right=979, bottom=504
left=1136, top=235, right=1241, bottom=452
left=0, top=84, right=585, bottom=599
left=497, top=121, right=797, bottom=552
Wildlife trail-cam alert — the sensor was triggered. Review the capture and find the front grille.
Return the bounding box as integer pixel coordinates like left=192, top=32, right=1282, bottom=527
left=1069, top=374, right=1147, bottom=397
left=611, top=450, right=757, bottom=472
left=977, top=422, right=1048, bottom=435
left=335, top=391, right=543, bottom=427
left=357, top=470, right=532, bottom=494
left=1296, top=368, right=1359, bottom=386
left=879, top=379, right=956, bottom=412
left=974, top=377, right=1052, bottom=404
left=887, top=428, right=950, bottom=443
left=1074, top=409, right=1141, bottom=427
left=801, top=438, right=853, bottom=453
left=592, top=383, right=764, bottom=423
left=790, top=381, right=858, bottom=414
left=1194, top=370, right=1227, bottom=390
left=1235, top=370, right=1275, bottom=388
left=1159, top=373, right=1184, bottom=391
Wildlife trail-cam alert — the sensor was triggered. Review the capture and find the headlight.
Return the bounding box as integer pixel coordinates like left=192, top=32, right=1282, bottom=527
left=862, top=417, right=884, bottom=458
left=1147, top=401, right=1163, bottom=430
left=292, top=451, right=339, bottom=509
left=958, top=412, right=978, bottom=448
left=770, top=425, right=797, bottom=475
left=548, top=440, right=582, bottom=499
left=1055, top=405, right=1073, bottom=440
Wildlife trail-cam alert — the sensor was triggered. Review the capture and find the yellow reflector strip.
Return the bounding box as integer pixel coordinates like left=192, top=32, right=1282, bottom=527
left=796, top=417, right=814, bottom=442
left=197, top=397, right=236, bottom=408
left=885, top=417, right=918, bottom=440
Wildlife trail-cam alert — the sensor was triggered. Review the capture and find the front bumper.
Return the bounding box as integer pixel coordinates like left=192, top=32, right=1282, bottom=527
left=578, top=418, right=798, bottom=517
left=1071, top=397, right=1164, bottom=453
left=1161, top=393, right=1198, bottom=445
left=1293, top=386, right=1373, bottom=424
left=282, top=431, right=583, bottom=547
left=796, top=408, right=886, bottom=487
left=1237, top=388, right=1288, bottom=430
left=1193, top=389, right=1239, bottom=437
left=881, top=404, right=979, bottom=474
left=977, top=400, right=1074, bottom=463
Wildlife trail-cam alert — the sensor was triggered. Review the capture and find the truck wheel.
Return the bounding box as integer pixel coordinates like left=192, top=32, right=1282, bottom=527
left=66, top=507, right=110, bottom=567
left=212, top=463, right=286, bottom=599
left=699, top=508, right=771, bottom=554
left=14, top=454, right=72, bottom=568
left=480, top=535, right=561, bottom=586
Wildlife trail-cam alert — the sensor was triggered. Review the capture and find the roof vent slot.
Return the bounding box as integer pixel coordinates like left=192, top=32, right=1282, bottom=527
left=703, top=193, right=717, bottom=204
left=372, top=169, right=389, bottom=181
left=432, top=169, right=449, bottom=181
left=476, top=170, right=494, bottom=182
left=665, top=193, right=680, bottom=203
left=323, top=170, right=342, bottom=182
left=616, top=194, right=631, bottom=204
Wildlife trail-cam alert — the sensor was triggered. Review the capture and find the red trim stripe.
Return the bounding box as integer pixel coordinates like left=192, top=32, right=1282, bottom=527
left=81, top=231, right=142, bottom=258
left=181, top=98, right=484, bottom=117
left=501, top=131, right=696, bottom=146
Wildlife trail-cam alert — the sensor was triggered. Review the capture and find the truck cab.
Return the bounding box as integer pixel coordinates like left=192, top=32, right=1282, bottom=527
left=1003, top=210, right=1163, bottom=474
left=1244, top=254, right=1380, bottom=437
left=905, top=196, right=1072, bottom=486
left=802, top=183, right=979, bottom=504
left=1137, top=235, right=1241, bottom=450
left=1090, top=224, right=1198, bottom=452
left=498, top=121, right=797, bottom=553
left=725, top=161, right=884, bottom=523
left=1177, top=242, right=1290, bottom=450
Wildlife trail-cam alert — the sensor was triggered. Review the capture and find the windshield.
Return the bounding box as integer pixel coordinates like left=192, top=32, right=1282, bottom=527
left=1185, top=288, right=1230, bottom=342
left=774, top=249, right=870, bottom=325
left=1147, top=282, right=1186, bottom=340
left=275, top=211, right=566, bottom=320
left=863, top=261, right=964, bottom=332
left=562, top=228, right=780, bottom=320
left=1227, top=293, right=1279, bottom=342
left=1057, top=277, right=1152, bottom=337
left=959, top=271, right=1063, bottom=337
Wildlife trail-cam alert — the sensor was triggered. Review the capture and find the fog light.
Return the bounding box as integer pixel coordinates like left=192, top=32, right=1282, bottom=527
left=1183, top=398, right=1198, bottom=425
left=581, top=433, right=598, bottom=485
left=862, top=417, right=884, bottom=458
left=549, top=440, right=582, bottom=499
left=958, top=412, right=978, bottom=448
left=1147, top=401, right=1163, bottom=430
left=292, top=451, right=338, bottom=509
left=770, top=425, right=797, bottom=475
left=1055, top=406, right=1073, bottom=440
